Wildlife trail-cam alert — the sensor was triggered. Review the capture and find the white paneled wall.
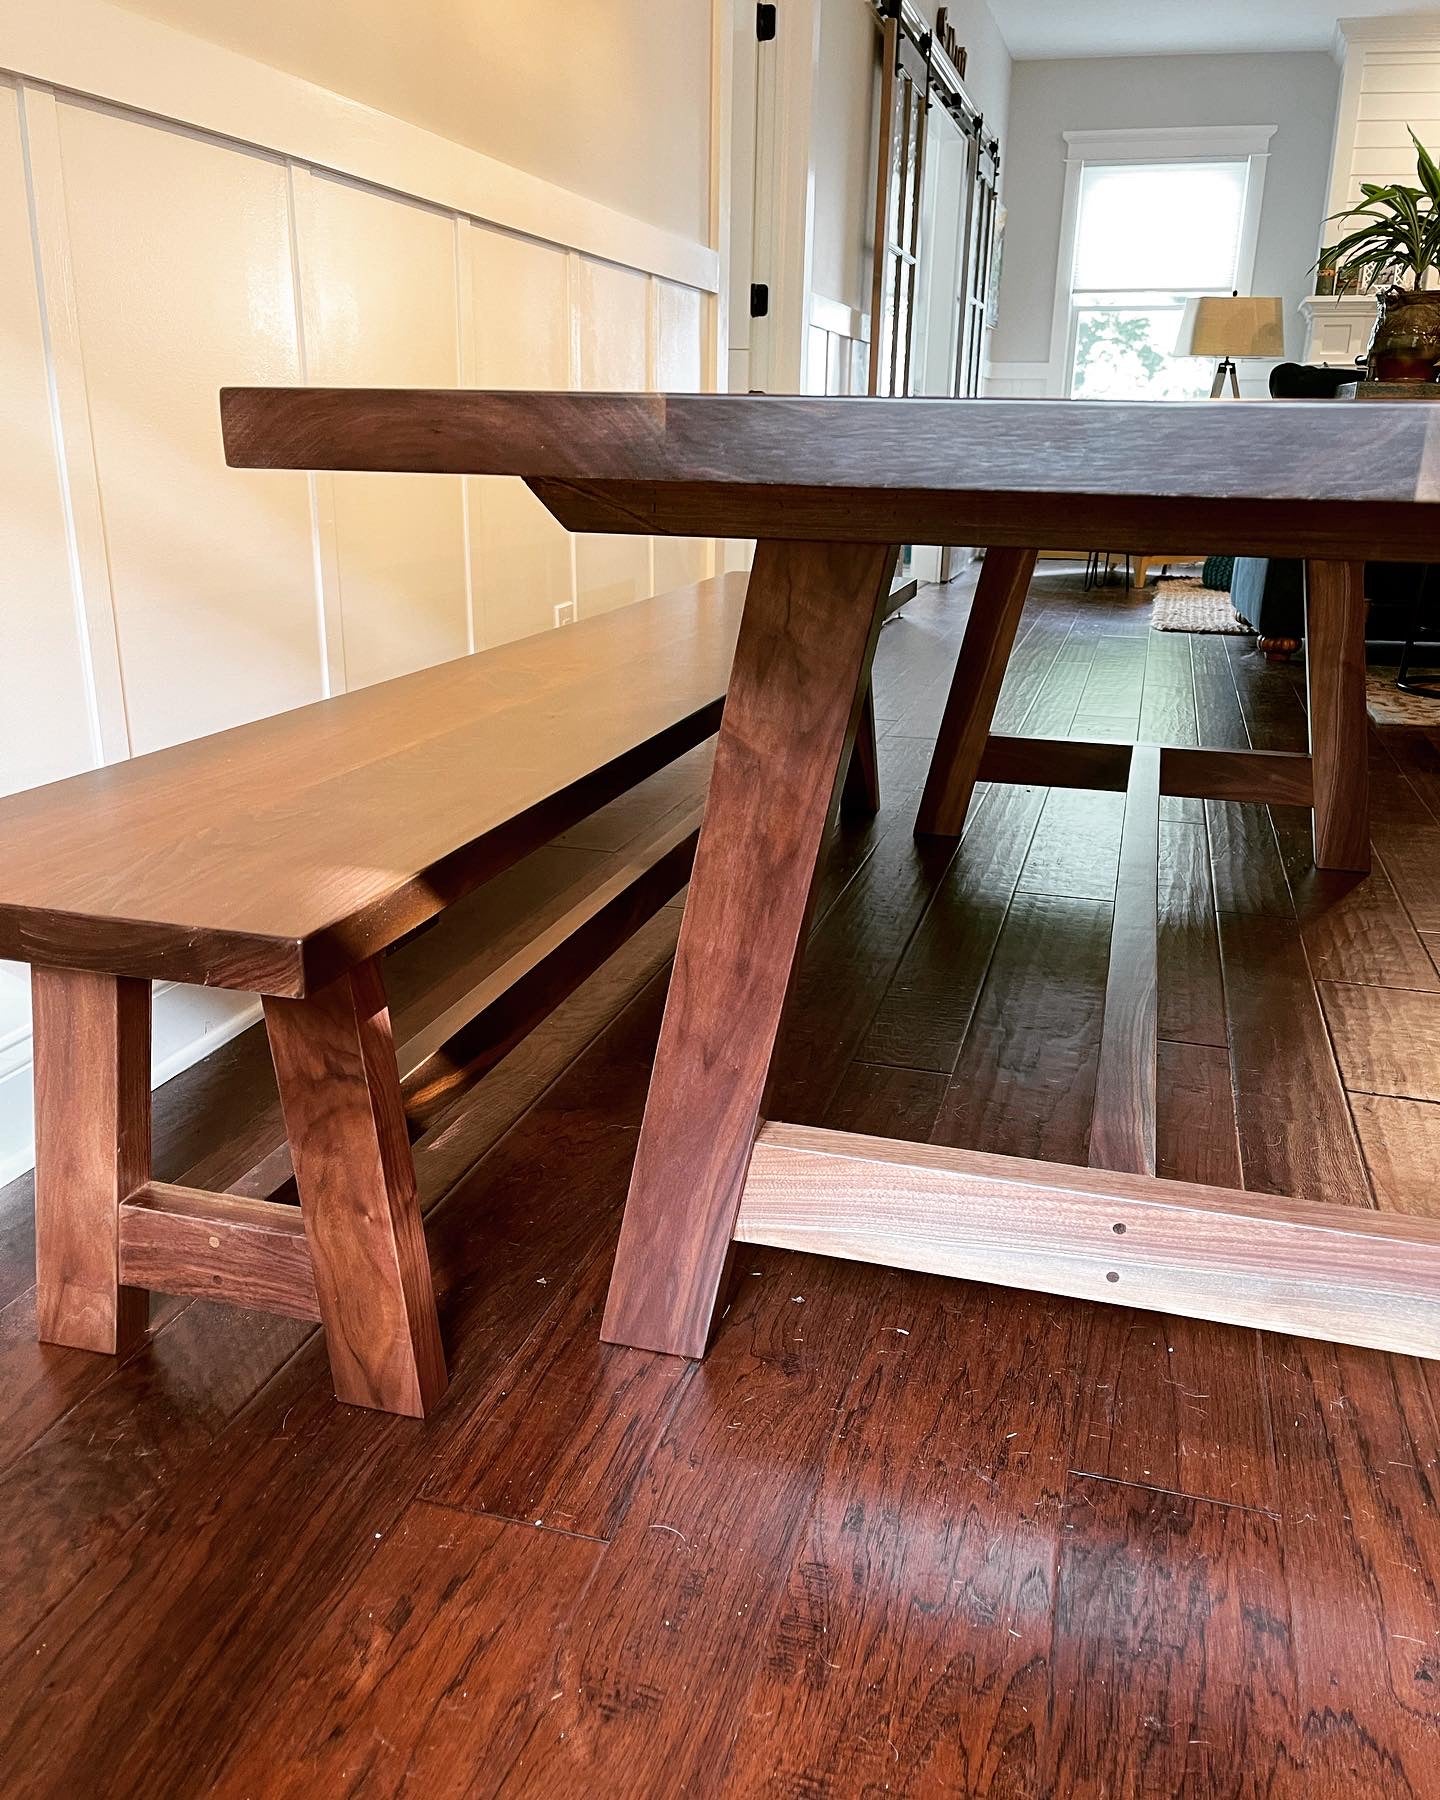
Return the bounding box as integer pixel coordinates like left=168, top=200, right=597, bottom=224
left=299, top=172, right=471, bottom=688
left=573, top=257, right=653, bottom=618
left=1328, top=19, right=1440, bottom=218
left=804, top=292, right=870, bottom=398
left=0, top=8, right=721, bottom=1181
left=56, top=100, right=319, bottom=752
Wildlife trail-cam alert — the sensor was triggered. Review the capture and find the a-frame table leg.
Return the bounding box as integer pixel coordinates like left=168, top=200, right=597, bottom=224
left=841, top=683, right=881, bottom=816
left=914, top=546, right=1037, bottom=838
left=601, top=538, right=898, bottom=1358
left=1305, top=559, right=1370, bottom=874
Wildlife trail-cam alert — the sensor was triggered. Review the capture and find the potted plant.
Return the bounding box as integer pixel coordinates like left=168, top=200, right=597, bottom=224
left=1324, top=128, right=1440, bottom=380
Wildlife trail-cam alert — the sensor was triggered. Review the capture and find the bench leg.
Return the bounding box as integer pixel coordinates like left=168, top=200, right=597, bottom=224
left=1305, top=559, right=1370, bottom=874
left=914, top=546, right=1037, bottom=838
left=265, top=959, right=446, bottom=1417
left=602, top=538, right=897, bottom=1358
left=33, top=967, right=151, bottom=1355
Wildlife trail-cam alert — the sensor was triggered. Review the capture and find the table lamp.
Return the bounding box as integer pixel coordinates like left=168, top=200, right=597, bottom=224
left=1174, top=292, right=1285, bottom=397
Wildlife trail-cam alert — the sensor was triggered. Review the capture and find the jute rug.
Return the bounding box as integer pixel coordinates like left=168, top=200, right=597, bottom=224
left=1366, top=670, right=1440, bottom=727
left=1150, top=580, right=1249, bottom=635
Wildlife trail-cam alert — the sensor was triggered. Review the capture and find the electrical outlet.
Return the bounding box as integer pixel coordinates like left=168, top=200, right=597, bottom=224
left=554, top=601, right=577, bottom=628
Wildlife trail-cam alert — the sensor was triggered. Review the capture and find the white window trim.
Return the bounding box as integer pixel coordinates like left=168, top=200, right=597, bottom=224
left=1044, top=124, right=1277, bottom=397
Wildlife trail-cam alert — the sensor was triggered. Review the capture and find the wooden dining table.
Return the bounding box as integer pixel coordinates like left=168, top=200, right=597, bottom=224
left=223, top=389, right=1440, bottom=1367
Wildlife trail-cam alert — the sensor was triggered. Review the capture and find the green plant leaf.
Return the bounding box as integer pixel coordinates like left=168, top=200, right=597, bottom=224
left=1411, top=128, right=1440, bottom=204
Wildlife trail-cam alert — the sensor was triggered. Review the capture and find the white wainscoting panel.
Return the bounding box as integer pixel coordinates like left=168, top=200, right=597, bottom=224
left=573, top=255, right=652, bottom=618
left=0, top=81, right=96, bottom=799
left=0, top=11, right=724, bottom=1184
left=299, top=171, right=471, bottom=688
left=466, top=224, right=577, bottom=646
left=651, top=277, right=710, bottom=594
left=56, top=97, right=321, bottom=755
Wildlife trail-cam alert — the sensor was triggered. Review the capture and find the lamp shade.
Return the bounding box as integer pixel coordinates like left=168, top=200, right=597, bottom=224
left=1174, top=295, right=1285, bottom=359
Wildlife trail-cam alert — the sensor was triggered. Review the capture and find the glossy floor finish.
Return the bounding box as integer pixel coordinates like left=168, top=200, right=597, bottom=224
left=2, top=568, right=1439, bottom=1797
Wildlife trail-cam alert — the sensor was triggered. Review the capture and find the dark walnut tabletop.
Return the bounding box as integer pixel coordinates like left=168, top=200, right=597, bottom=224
left=221, top=389, right=1440, bottom=561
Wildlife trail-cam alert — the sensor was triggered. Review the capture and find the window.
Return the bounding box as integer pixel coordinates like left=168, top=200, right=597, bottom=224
left=1069, top=159, right=1254, bottom=399
left=1047, top=127, right=1275, bottom=401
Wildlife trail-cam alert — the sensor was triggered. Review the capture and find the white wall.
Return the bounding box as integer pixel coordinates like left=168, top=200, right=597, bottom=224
left=801, top=0, right=1012, bottom=393
left=988, top=50, right=1340, bottom=392
left=810, top=0, right=882, bottom=320
left=114, top=0, right=714, bottom=242
left=0, top=0, right=727, bottom=1182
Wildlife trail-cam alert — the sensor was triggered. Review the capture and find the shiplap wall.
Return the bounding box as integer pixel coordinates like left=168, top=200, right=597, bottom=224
left=1329, top=18, right=1440, bottom=214
left=0, top=2, right=723, bottom=1181
left=1302, top=18, right=1440, bottom=362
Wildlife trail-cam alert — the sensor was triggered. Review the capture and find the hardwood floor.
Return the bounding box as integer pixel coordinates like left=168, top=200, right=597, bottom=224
left=2, top=566, right=1438, bottom=1797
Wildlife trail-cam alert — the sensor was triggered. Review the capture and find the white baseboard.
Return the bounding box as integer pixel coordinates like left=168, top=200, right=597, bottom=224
left=0, top=981, right=262, bottom=1190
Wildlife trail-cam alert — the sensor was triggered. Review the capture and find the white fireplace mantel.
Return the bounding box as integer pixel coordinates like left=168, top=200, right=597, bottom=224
left=1298, top=293, right=1376, bottom=368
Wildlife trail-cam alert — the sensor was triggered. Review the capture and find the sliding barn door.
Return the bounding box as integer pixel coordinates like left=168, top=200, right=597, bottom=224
left=866, top=13, right=931, bottom=397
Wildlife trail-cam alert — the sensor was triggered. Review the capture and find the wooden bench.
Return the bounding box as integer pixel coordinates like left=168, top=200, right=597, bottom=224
left=0, top=577, right=745, bottom=1417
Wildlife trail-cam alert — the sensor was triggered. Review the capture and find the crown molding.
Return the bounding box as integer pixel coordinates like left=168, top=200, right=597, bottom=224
left=1337, top=14, right=1440, bottom=52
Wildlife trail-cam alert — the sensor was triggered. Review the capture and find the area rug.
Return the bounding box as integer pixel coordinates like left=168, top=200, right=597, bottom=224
left=1150, top=580, right=1249, bottom=635
left=1366, top=670, right=1440, bottom=726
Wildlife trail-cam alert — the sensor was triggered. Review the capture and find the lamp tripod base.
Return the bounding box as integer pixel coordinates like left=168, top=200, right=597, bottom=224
left=1210, top=358, right=1241, bottom=399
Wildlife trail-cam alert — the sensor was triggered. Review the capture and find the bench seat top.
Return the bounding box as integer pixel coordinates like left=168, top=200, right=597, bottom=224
left=0, top=576, right=744, bottom=997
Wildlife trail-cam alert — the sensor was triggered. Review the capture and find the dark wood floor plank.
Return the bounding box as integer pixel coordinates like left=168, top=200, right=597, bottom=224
left=707, top=1283, right=1089, bottom=1800
left=1375, top=819, right=1440, bottom=935
left=1158, top=821, right=1228, bottom=1047
left=0, top=1300, right=313, bottom=1667
left=1380, top=725, right=1440, bottom=828
left=1047, top=1477, right=1304, bottom=1796
left=881, top=574, right=1021, bottom=743
left=503, top=1252, right=910, bottom=1796
left=1206, top=800, right=1295, bottom=919
left=768, top=787, right=958, bottom=1126
left=1278, top=854, right=1440, bottom=993
left=1068, top=630, right=1150, bottom=740
left=822, top=1062, right=949, bottom=1138
left=989, top=612, right=1086, bottom=737
left=0, top=1288, right=187, bottom=1478
left=931, top=891, right=1114, bottom=1165
left=1224, top=632, right=1311, bottom=755
left=1190, top=634, right=1252, bottom=752
left=1015, top=787, right=1127, bottom=905
left=208, top=1500, right=603, bottom=1799
left=1366, top=727, right=1438, bottom=834
left=419, top=1244, right=693, bottom=1541
left=1138, top=626, right=1197, bottom=747
left=1216, top=913, right=1373, bottom=1206
left=1069, top=1311, right=1274, bottom=1515
left=1265, top=1334, right=1440, bottom=1793
left=1156, top=1039, right=1242, bottom=1191
left=1321, top=980, right=1440, bottom=1104
left=807, top=734, right=938, bottom=927
left=1018, top=625, right=1096, bottom=737
left=1351, top=1093, right=1440, bottom=1218
left=858, top=782, right=1045, bottom=1073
